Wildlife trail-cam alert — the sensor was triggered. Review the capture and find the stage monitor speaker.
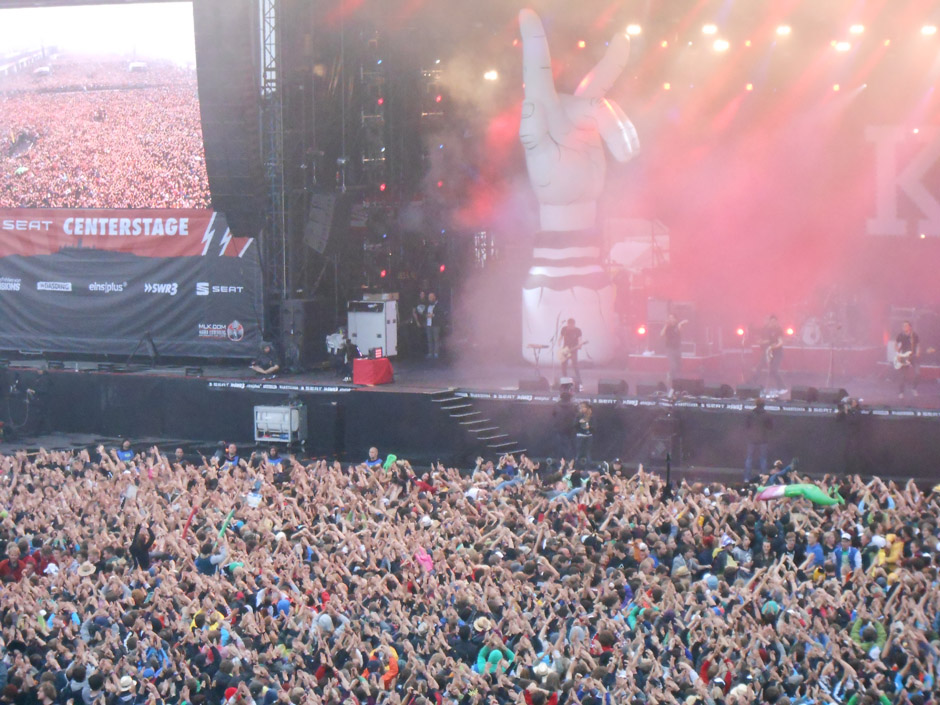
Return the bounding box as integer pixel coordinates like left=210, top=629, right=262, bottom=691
left=818, top=387, right=849, bottom=404
left=598, top=378, right=627, bottom=396
left=736, top=385, right=762, bottom=399
left=673, top=378, right=705, bottom=395
left=703, top=383, right=734, bottom=398
left=790, top=385, right=819, bottom=403
left=636, top=381, right=667, bottom=397
left=518, top=377, right=549, bottom=392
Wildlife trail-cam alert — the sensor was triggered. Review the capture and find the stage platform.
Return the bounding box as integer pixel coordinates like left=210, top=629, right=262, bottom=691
left=1, top=354, right=938, bottom=483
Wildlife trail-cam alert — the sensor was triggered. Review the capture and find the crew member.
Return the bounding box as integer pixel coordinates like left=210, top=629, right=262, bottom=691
left=250, top=342, right=280, bottom=377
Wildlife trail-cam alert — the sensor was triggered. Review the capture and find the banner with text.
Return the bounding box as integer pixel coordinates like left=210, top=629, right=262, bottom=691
left=0, top=209, right=263, bottom=358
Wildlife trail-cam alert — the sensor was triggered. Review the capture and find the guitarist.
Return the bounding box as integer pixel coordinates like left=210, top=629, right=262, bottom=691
left=752, top=314, right=785, bottom=392
left=559, top=318, right=583, bottom=390
left=896, top=320, right=920, bottom=399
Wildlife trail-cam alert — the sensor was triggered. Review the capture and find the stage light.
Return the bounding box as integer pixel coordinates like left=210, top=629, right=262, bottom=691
left=377, top=59, right=383, bottom=65
left=833, top=84, right=841, bottom=92
left=921, top=233, right=927, bottom=239
left=713, top=39, right=730, bottom=52
left=835, top=41, right=851, bottom=52
left=483, top=70, right=499, bottom=81
left=661, top=40, right=669, bottom=48
left=776, top=25, right=792, bottom=37
left=380, top=269, right=387, bottom=278
left=627, top=24, right=642, bottom=36
left=922, top=25, right=938, bottom=36
left=786, top=327, right=795, bottom=336
left=377, top=97, right=384, bottom=105
left=435, top=59, right=441, bottom=64
left=437, top=180, right=443, bottom=188
left=849, top=24, right=865, bottom=35
left=702, top=24, right=718, bottom=35
left=435, top=94, right=442, bottom=103
left=736, top=327, right=745, bottom=337
left=663, top=82, right=671, bottom=90
left=637, top=325, right=647, bottom=336
left=884, top=39, right=891, bottom=46
left=745, top=40, right=752, bottom=47
left=379, top=183, right=386, bottom=192
left=746, top=83, right=754, bottom=91
left=577, top=39, right=587, bottom=49
left=439, top=264, right=446, bottom=273
left=914, top=128, right=920, bottom=134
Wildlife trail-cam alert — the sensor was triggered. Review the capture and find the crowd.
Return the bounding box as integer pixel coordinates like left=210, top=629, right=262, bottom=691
left=0, top=443, right=936, bottom=705
left=0, top=57, right=210, bottom=209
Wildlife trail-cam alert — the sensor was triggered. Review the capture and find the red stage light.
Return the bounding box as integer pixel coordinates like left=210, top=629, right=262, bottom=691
left=736, top=327, right=745, bottom=337
left=435, top=94, right=443, bottom=103
left=379, top=183, right=386, bottom=192
left=377, top=97, right=384, bottom=106
left=439, top=264, right=446, bottom=273
left=637, top=325, right=647, bottom=336
left=380, top=269, right=387, bottom=278
left=786, top=327, right=795, bottom=336
left=437, top=180, right=443, bottom=188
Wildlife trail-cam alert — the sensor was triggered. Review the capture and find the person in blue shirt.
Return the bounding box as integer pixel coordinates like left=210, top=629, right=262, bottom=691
left=115, top=440, right=134, bottom=463
left=365, top=447, right=382, bottom=470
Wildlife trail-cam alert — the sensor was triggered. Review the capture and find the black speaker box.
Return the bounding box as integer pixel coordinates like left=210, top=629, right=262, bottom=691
left=673, top=378, right=705, bottom=395
left=790, top=385, right=819, bottom=402
left=735, top=385, right=763, bottom=399
left=518, top=377, right=550, bottom=392
left=703, top=383, right=734, bottom=398
left=598, top=379, right=628, bottom=395
left=279, top=298, right=336, bottom=370
left=636, top=382, right=667, bottom=396
left=818, top=387, right=849, bottom=404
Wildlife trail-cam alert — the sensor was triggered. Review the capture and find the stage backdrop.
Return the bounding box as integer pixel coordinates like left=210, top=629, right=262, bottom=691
left=0, top=209, right=263, bottom=358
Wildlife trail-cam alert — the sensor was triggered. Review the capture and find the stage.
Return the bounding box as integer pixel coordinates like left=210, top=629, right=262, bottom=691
left=2, top=347, right=938, bottom=484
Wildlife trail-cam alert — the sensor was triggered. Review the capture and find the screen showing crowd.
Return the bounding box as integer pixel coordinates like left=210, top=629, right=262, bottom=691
left=0, top=2, right=210, bottom=210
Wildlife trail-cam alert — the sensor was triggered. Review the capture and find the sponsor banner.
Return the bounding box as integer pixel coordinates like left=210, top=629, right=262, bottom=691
left=0, top=211, right=263, bottom=358
left=0, top=209, right=256, bottom=259
left=207, top=381, right=354, bottom=394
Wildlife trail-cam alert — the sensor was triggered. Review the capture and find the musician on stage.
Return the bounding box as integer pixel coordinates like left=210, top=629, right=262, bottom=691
left=660, top=313, right=688, bottom=390
left=896, top=320, right=920, bottom=399
left=559, top=318, right=583, bottom=390
left=752, top=314, right=784, bottom=391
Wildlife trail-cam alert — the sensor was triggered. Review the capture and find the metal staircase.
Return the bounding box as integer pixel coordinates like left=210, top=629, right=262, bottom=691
left=431, top=389, right=526, bottom=456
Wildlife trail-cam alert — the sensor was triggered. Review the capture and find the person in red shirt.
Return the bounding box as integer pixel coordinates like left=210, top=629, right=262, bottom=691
left=0, top=544, right=29, bottom=583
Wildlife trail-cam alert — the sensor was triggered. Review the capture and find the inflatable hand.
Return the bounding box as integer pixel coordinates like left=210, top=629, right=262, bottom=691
left=756, top=484, right=845, bottom=506
left=519, top=9, right=640, bottom=364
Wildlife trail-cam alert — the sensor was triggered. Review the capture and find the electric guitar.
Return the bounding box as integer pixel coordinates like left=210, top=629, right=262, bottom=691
left=894, top=347, right=935, bottom=369
left=894, top=350, right=913, bottom=369
left=559, top=340, right=588, bottom=363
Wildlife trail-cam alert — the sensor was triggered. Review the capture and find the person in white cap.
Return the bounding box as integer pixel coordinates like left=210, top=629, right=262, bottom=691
left=833, top=532, right=861, bottom=581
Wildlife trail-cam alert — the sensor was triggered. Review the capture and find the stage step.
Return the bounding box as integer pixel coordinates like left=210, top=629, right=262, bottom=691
left=478, top=433, right=509, bottom=442
left=487, top=441, right=517, bottom=450
left=433, top=396, right=463, bottom=404
left=470, top=426, right=499, bottom=434
left=459, top=418, right=490, bottom=426
left=451, top=411, right=481, bottom=419
left=442, top=403, right=473, bottom=412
